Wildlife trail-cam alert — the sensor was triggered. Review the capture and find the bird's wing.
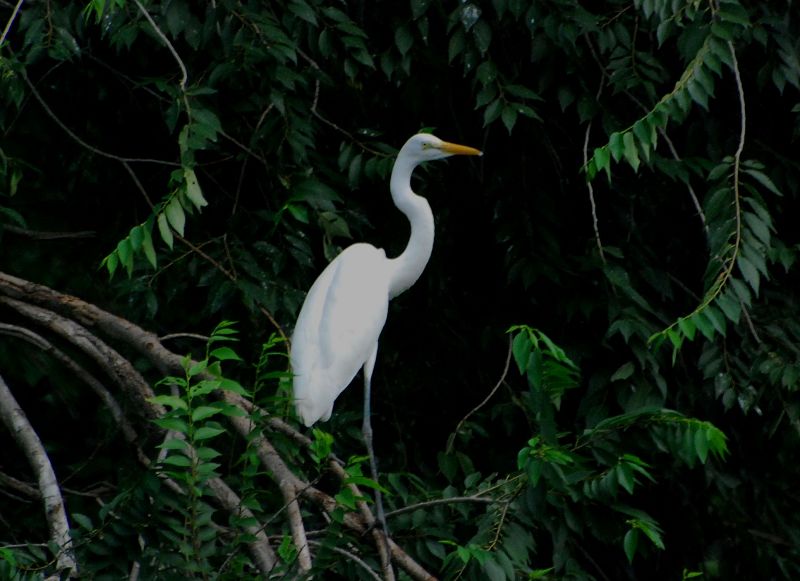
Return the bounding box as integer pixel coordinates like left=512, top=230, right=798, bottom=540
left=291, top=243, right=390, bottom=426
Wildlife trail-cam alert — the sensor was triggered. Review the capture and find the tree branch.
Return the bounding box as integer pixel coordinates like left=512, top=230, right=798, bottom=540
left=0, top=373, right=78, bottom=576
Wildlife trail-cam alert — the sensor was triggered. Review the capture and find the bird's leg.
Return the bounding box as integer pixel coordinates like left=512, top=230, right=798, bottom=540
left=362, top=346, right=388, bottom=532
left=362, top=345, right=393, bottom=568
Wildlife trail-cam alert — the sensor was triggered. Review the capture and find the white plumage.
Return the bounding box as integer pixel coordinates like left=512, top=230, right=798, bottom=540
left=290, top=133, right=482, bottom=427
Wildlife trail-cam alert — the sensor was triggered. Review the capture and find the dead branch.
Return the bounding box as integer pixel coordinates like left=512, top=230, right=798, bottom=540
left=0, top=373, right=78, bottom=576
left=0, top=322, right=143, bottom=453
left=0, top=296, right=164, bottom=420
left=0, top=271, right=437, bottom=579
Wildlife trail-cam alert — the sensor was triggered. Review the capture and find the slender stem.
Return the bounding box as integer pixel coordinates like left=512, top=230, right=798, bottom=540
left=0, top=0, right=24, bottom=47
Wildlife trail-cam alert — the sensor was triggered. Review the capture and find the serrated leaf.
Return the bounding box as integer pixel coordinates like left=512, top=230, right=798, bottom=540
left=288, top=0, right=317, bottom=25
left=736, top=254, right=760, bottom=295
left=129, top=224, right=144, bottom=251
left=703, top=305, right=727, bottom=336
left=715, top=290, right=741, bottom=324
left=690, top=311, right=715, bottom=340
left=617, top=464, right=635, bottom=494
left=687, top=79, right=709, bottom=110
left=623, top=132, right=640, bottom=171
left=743, top=168, right=782, bottom=196
left=673, top=316, right=694, bottom=341
left=594, top=146, right=611, bottom=179
left=608, top=132, right=624, bottom=162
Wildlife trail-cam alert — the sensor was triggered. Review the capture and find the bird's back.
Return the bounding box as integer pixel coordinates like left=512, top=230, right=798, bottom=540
left=291, top=243, right=391, bottom=426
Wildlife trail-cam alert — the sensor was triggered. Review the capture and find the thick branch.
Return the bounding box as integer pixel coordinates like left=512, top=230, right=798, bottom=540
left=0, top=272, right=436, bottom=579
left=206, top=475, right=278, bottom=574
left=0, top=322, right=142, bottom=451
left=0, top=373, right=77, bottom=576
left=0, top=296, right=163, bottom=419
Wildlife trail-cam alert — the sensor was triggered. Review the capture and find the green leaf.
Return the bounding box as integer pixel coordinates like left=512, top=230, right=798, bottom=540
left=116, top=237, right=133, bottom=276
left=157, top=212, right=174, bottom=249
left=715, top=290, right=741, bottom=324
left=694, top=426, right=709, bottom=463
left=288, top=0, right=318, bottom=25
left=150, top=395, right=188, bottom=411
left=184, top=168, right=208, bottom=209
left=395, top=25, right=413, bottom=55
left=736, top=254, right=760, bottom=295
left=165, top=197, right=185, bottom=237
left=158, top=438, right=189, bottom=451
left=677, top=317, right=696, bottom=341
left=472, top=21, right=492, bottom=55
left=141, top=224, right=157, bottom=268
left=743, top=168, right=782, bottom=196
left=594, top=146, right=611, bottom=179
left=616, top=464, right=635, bottom=494
left=501, top=105, right=517, bottom=134
left=623, top=132, right=640, bottom=172
left=610, top=361, right=635, bottom=382
left=194, top=426, right=226, bottom=441
left=161, top=454, right=192, bottom=467
left=192, top=406, right=223, bottom=422
left=483, top=98, right=502, bottom=126
left=608, top=132, right=624, bottom=162
left=210, top=347, right=243, bottom=361
left=153, top=417, right=189, bottom=433
left=622, top=529, right=639, bottom=563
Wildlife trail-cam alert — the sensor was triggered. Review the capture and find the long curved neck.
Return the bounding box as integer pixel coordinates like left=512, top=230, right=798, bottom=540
left=387, top=155, right=434, bottom=299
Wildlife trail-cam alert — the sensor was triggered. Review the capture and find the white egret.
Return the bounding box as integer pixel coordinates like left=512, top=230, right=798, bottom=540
left=290, top=132, right=482, bottom=534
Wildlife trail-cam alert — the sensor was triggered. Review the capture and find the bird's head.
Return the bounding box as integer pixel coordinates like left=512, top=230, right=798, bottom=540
left=400, top=133, right=483, bottom=164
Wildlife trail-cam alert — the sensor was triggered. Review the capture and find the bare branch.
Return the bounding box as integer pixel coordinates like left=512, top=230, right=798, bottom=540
left=0, top=0, right=24, bottom=47
left=0, top=373, right=78, bottom=576
left=0, top=296, right=164, bottom=419
left=0, top=322, right=143, bottom=451
left=447, top=335, right=513, bottom=453
left=130, top=0, right=188, bottom=92
left=2, top=225, right=96, bottom=240
left=307, top=540, right=382, bottom=581
left=385, top=495, right=499, bottom=519
left=17, top=66, right=178, bottom=167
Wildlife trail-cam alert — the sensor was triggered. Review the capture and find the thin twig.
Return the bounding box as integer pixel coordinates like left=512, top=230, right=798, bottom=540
left=447, top=336, right=513, bottom=452
left=130, top=0, right=187, bottom=92
left=583, top=121, right=606, bottom=263
left=3, top=225, right=95, bottom=240
left=385, top=495, right=499, bottom=519
left=17, top=67, right=177, bottom=167
left=307, top=540, right=382, bottom=581
left=0, top=0, right=24, bottom=47
left=159, top=332, right=210, bottom=342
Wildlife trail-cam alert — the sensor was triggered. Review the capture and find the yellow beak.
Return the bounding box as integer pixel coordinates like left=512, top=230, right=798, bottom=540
left=439, top=141, right=483, bottom=156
